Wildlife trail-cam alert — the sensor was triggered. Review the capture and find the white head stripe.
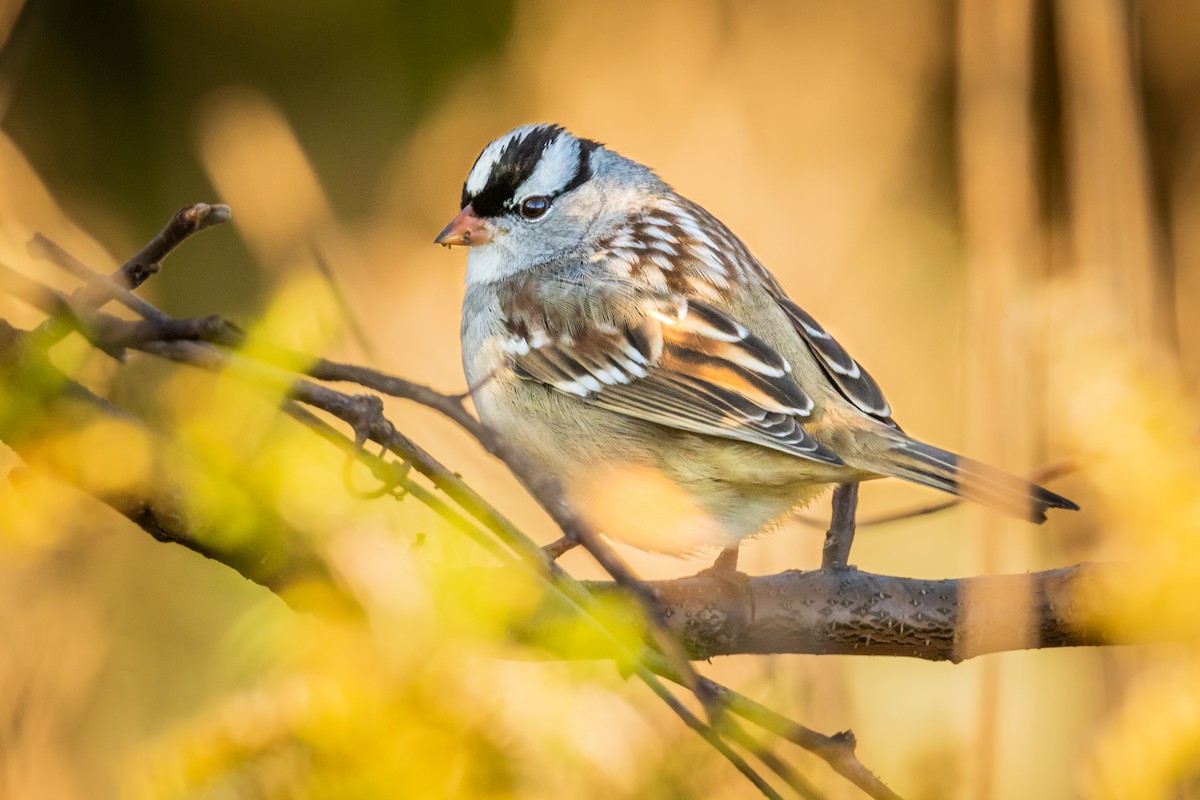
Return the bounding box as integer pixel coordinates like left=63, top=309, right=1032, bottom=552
left=465, top=132, right=517, bottom=196
left=464, top=124, right=581, bottom=201
left=514, top=135, right=581, bottom=200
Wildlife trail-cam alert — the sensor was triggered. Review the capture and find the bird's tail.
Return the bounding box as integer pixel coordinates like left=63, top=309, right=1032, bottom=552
left=857, top=437, right=1079, bottom=523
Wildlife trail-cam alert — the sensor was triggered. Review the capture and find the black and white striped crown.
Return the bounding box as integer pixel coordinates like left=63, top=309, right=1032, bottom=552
left=461, top=124, right=602, bottom=217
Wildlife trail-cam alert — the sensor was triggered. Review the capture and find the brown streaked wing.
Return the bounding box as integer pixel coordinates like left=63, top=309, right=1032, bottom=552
left=676, top=198, right=899, bottom=429
left=505, top=298, right=843, bottom=464
left=774, top=296, right=897, bottom=428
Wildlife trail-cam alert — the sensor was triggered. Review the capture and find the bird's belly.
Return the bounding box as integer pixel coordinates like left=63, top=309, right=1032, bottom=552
left=564, top=460, right=834, bottom=554
left=472, top=377, right=847, bottom=555
left=471, top=376, right=644, bottom=468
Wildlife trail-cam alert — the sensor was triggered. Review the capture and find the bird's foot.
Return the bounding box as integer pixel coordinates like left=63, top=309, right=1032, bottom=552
left=705, top=546, right=740, bottom=575
left=694, top=546, right=748, bottom=589
left=543, top=536, right=577, bottom=561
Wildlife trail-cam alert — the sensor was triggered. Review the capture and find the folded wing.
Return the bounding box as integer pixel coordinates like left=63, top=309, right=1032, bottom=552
left=773, top=296, right=897, bottom=428
left=504, top=296, right=843, bottom=464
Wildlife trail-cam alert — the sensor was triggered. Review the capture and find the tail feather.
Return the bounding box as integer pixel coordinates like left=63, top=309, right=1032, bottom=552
left=870, top=439, right=1079, bottom=524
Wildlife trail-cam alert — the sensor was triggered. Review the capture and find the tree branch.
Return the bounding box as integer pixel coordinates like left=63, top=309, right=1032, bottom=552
left=521, top=563, right=1110, bottom=662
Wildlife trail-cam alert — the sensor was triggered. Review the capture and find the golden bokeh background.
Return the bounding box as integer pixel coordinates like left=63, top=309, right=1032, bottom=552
left=2, top=1, right=1200, bottom=798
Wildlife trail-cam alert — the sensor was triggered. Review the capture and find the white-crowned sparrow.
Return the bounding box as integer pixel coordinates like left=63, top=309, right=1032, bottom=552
left=437, top=124, right=1077, bottom=555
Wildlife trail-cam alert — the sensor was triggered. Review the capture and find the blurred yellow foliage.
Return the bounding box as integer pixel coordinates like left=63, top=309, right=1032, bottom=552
left=1040, top=285, right=1200, bottom=798
left=2, top=1, right=1200, bottom=798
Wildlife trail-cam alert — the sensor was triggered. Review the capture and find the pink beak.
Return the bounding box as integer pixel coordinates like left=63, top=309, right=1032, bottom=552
left=434, top=204, right=492, bottom=247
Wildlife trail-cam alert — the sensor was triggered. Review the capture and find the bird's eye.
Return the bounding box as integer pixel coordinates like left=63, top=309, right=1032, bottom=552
left=519, top=195, right=550, bottom=219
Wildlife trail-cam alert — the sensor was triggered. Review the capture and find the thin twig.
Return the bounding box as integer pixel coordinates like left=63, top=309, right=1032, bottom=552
left=720, top=718, right=827, bottom=800
left=0, top=322, right=342, bottom=604
left=282, top=402, right=801, bottom=797
left=706, top=680, right=903, bottom=800
left=310, top=244, right=377, bottom=360
left=29, top=234, right=172, bottom=324
left=117, top=202, right=233, bottom=290
left=637, top=672, right=785, bottom=800
left=26, top=203, right=229, bottom=347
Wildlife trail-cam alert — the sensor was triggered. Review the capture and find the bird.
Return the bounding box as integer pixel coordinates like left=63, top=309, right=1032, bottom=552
left=436, top=123, right=1078, bottom=558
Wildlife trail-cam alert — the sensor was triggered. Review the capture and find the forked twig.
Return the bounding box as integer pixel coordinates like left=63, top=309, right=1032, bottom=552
left=26, top=203, right=230, bottom=349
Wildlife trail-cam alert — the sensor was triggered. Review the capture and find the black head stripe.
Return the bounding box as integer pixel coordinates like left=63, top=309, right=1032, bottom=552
left=463, top=125, right=602, bottom=217
left=465, top=124, right=564, bottom=215
left=563, top=138, right=599, bottom=195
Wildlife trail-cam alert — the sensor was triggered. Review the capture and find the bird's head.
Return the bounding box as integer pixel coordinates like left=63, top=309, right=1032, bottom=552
left=436, top=124, right=665, bottom=284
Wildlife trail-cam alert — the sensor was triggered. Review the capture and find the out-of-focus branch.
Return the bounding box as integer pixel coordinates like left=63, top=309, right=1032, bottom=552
left=1057, top=0, right=1169, bottom=342
left=957, top=5, right=1048, bottom=793
left=0, top=320, right=345, bottom=607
